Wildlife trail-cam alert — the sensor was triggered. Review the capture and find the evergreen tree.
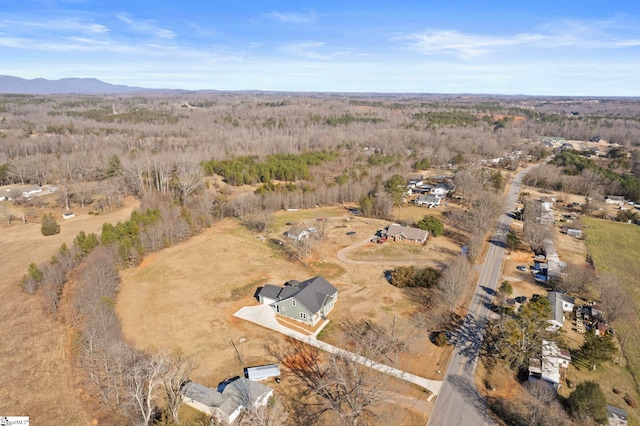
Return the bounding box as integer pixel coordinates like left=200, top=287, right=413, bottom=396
left=413, top=158, right=431, bottom=171
left=485, top=296, right=553, bottom=369
left=28, top=262, right=44, bottom=283
left=506, top=232, right=521, bottom=251
left=384, top=174, right=407, bottom=206
left=74, top=231, right=100, bottom=254
left=491, top=170, right=505, bottom=191
left=498, top=281, right=513, bottom=296
left=41, top=213, right=60, bottom=236
left=105, top=154, right=122, bottom=178
left=578, top=330, right=617, bottom=370
left=567, top=381, right=608, bottom=424
left=417, top=215, right=444, bottom=237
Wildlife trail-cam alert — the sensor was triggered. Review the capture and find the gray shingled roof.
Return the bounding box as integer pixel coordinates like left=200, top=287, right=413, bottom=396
left=182, top=381, right=225, bottom=408
left=182, top=379, right=272, bottom=418
left=258, top=276, right=337, bottom=315
left=258, top=284, right=282, bottom=300
left=293, top=276, right=337, bottom=314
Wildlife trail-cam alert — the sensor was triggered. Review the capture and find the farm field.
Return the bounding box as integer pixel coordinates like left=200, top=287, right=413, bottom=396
left=580, top=216, right=640, bottom=423
left=116, top=206, right=460, bottom=420
left=0, top=197, right=140, bottom=425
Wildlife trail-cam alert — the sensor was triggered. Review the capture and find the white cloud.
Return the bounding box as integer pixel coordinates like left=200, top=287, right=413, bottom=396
left=396, top=30, right=547, bottom=58
left=265, top=10, right=315, bottom=24
left=117, top=14, right=175, bottom=39
left=0, top=17, right=109, bottom=34
left=397, top=22, right=640, bottom=58
left=283, top=41, right=329, bottom=60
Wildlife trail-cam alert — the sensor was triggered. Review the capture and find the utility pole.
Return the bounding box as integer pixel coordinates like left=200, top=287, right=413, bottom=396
left=230, top=339, right=243, bottom=364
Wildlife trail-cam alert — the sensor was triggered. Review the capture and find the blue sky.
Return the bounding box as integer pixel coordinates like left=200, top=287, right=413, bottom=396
left=1, top=1, right=640, bottom=95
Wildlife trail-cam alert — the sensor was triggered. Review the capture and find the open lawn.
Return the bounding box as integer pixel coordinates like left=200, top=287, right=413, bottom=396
left=583, top=216, right=640, bottom=422
left=117, top=207, right=459, bottom=413
left=0, top=197, right=140, bottom=425
left=348, top=237, right=459, bottom=265
left=583, top=217, right=640, bottom=289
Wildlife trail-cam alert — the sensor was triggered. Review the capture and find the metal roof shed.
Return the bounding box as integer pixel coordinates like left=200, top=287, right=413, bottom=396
left=244, top=364, right=280, bottom=381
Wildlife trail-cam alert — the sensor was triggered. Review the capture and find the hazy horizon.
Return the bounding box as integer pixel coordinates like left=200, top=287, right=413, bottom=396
left=2, top=1, right=640, bottom=96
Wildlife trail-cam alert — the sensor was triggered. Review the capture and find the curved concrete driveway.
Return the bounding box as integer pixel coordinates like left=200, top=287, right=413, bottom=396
left=234, top=304, right=442, bottom=399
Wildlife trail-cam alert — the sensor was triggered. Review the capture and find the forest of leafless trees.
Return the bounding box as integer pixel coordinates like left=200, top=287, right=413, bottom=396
left=4, top=92, right=640, bottom=424
left=3, top=92, right=640, bottom=219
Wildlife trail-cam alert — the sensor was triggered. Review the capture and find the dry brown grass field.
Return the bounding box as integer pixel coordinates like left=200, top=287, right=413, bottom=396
left=117, top=206, right=459, bottom=421
left=0, top=197, right=139, bottom=425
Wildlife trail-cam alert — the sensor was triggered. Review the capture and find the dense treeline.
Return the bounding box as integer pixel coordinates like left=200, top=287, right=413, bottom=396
left=523, top=151, right=640, bottom=202
left=5, top=92, right=639, bottom=193
left=311, top=113, right=384, bottom=126
left=551, top=151, right=640, bottom=201
left=411, top=110, right=479, bottom=127
left=49, top=106, right=184, bottom=125
left=22, top=194, right=213, bottom=310
left=202, top=150, right=339, bottom=186
left=20, top=194, right=214, bottom=423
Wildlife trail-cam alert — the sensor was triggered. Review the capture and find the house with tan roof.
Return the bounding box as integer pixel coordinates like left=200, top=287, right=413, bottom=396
left=384, top=223, right=428, bottom=244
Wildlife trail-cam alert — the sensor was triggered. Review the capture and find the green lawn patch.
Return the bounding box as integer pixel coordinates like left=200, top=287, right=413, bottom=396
left=583, top=217, right=640, bottom=420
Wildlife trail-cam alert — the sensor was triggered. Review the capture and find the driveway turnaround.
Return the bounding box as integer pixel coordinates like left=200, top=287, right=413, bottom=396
left=234, top=304, right=443, bottom=399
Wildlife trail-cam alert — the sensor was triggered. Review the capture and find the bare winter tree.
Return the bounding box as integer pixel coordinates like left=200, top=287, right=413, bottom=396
left=315, top=217, right=330, bottom=241
left=435, top=256, right=471, bottom=314
left=1, top=199, right=15, bottom=224
left=230, top=194, right=257, bottom=223
left=172, top=155, right=203, bottom=205
left=521, top=199, right=553, bottom=252
left=73, top=181, right=96, bottom=208
left=127, top=352, right=168, bottom=426
left=555, top=262, right=596, bottom=298
left=598, top=273, right=635, bottom=324
left=58, top=180, right=72, bottom=211
left=232, top=378, right=287, bottom=426
left=241, top=400, right=288, bottom=426
left=267, top=319, right=402, bottom=426
left=454, top=169, right=483, bottom=202
left=467, top=194, right=502, bottom=233
left=160, top=353, right=195, bottom=424
left=523, top=380, right=573, bottom=426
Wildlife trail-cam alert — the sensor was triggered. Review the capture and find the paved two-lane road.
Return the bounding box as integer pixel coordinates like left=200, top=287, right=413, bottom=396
left=428, top=167, right=531, bottom=426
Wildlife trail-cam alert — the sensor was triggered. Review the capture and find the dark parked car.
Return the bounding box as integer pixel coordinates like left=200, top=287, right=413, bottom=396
left=515, top=296, right=528, bottom=304
left=516, top=265, right=527, bottom=271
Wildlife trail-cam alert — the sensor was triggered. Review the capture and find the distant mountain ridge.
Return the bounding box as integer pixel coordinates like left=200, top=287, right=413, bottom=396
left=0, top=75, right=157, bottom=94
